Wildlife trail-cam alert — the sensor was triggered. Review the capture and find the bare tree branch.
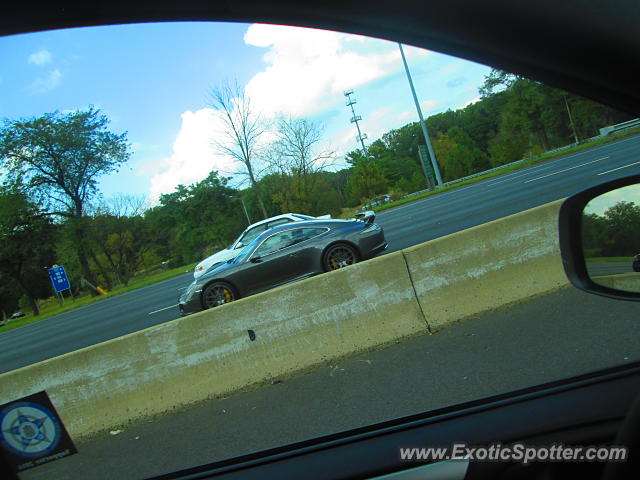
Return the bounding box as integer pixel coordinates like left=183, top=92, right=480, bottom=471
left=207, top=81, right=269, bottom=218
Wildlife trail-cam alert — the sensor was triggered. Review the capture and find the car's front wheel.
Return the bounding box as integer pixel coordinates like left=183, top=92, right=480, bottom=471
left=201, top=282, right=238, bottom=310
left=323, top=243, right=359, bottom=271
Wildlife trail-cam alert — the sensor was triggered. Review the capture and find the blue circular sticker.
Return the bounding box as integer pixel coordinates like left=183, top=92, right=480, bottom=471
left=0, top=401, right=61, bottom=458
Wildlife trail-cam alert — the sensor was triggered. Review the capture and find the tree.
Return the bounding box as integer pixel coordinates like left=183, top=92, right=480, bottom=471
left=208, top=81, right=269, bottom=219
left=145, top=171, right=246, bottom=264
left=0, top=189, right=57, bottom=315
left=0, top=108, right=131, bottom=291
left=601, top=201, right=640, bottom=257
left=479, top=69, right=520, bottom=98
left=266, top=116, right=335, bottom=214
left=345, top=154, right=389, bottom=204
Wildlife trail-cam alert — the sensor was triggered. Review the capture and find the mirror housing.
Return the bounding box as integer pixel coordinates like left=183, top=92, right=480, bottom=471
left=558, top=174, right=640, bottom=301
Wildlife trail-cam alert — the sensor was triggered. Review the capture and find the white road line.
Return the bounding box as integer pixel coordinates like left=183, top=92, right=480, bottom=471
left=483, top=160, right=576, bottom=187
left=148, top=304, right=178, bottom=315
left=597, top=161, right=640, bottom=175
left=524, top=157, right=608, bottom=183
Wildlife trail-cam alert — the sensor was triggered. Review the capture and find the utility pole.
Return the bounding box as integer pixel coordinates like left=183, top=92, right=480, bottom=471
left=563, top=95, right=580, bottom=144
left=344, top=90, right=368, bottom=156
left=398, top=43, right=443, bottom=186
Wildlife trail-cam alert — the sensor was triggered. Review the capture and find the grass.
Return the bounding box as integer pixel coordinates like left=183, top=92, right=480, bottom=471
left=372, top=128, right=640, bottom=214
left=0, top=263, right=196, bottom=333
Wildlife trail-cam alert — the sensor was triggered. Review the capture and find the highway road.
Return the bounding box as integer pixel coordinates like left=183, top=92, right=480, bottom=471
left=1, top=134, right=640, bottom=373
left=587, top=261, right=636, bottom=276
left=22, top=286, right=640, bottom=480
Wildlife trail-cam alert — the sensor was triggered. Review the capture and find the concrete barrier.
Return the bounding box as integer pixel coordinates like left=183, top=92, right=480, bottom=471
left=0, top=199, right=569, bottom=440
left=592, top=272, right=640, bottom=293
left=402, top=200, right=568, bottom=329
left=0, top=251, right=426, bottom=440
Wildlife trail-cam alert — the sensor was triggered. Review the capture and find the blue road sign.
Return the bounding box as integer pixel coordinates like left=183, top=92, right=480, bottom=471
left=47, top=266, right=71, bottom=293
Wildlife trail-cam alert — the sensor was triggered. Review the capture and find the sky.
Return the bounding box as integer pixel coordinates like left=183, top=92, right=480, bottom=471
left=584, top=184, right=640, bottom=216
left=0, top=22, right=492, bottom=205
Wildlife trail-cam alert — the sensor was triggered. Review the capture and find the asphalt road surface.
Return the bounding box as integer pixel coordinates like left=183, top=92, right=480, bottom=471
left=21, top=286, right=640, bottom=480
left=1, top=134, right=640, bottom=373
left=586, top=261, right=636, bottom=276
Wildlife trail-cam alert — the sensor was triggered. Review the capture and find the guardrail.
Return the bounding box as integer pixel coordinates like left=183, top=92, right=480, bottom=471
left=599, top=118, right=640, bottom=136
left=0, top=200, right=568, bottom=440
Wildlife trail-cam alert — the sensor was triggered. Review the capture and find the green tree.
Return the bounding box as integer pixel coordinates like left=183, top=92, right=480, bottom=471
left=601, top=201, right=640, bottom=257
left=145, top=171, right=246, bottom=264
left=0, top=108, right=131, bottom=292
left=582, top=212, right=609, bottom=257
left=345, top=154, right=389, bottom=204
left=0, top=190, right=57, bottom=315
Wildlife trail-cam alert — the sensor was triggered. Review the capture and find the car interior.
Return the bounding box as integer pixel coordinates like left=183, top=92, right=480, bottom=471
left=1, top=1, right=639, bottom=479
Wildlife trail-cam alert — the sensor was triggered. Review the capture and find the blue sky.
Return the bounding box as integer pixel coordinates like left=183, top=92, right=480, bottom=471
left=0, top=22, right=492, bottom=204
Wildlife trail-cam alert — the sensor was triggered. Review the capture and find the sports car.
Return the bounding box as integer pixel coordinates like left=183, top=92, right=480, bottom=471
left=180, top=217, right=387, bottom=315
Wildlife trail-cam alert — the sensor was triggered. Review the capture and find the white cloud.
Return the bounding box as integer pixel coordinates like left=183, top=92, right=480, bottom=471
left=461, top=96, right=481, bottom=108
left=148, top=108, right=240, bottom=203
left=397, top=99, right=437, bottom=124
left=421, top=99, right=437, bottom=113
left=28, top=49, right=52, bottom=66
left=29, top=68, right=62, bottom=93
left=243, top=24, right=424, bottom=118
left=438, top=63, right=458, bottom=77
left=148, top=25, right=437, bottom=200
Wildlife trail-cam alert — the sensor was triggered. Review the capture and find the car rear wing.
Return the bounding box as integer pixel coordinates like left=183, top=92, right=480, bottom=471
left=355, top=210, right=376, bottom=224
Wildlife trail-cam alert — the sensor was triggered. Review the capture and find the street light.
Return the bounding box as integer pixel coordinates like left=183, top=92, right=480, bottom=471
left=398, top=43, right=443, bottom=186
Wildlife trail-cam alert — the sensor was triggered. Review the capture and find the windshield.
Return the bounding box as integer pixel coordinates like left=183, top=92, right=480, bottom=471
left=1, top=20, right=638, bottom=480
left=231, top=234, right=264, bottom=264
left=233, top=225, right=265, bottom=248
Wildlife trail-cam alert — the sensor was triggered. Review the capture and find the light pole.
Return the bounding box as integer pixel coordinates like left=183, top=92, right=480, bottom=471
left=239, top=197, right=251, bottom=225
left=398, top=43, right=443, bottom=186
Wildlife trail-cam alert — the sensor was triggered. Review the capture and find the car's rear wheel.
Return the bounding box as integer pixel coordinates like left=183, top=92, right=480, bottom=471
left=323, top=243, right=359, bottom=271
left=201, top=282, right=238, bottom=310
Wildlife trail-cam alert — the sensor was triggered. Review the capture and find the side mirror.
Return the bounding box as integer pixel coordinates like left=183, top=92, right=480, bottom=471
left=235, top=241, right=244, bottom=249
left=559, top=174, right=640, bottom=300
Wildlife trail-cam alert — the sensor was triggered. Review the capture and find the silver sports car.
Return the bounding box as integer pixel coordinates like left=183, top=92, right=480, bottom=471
left=178, top=217, right=387, bottom=315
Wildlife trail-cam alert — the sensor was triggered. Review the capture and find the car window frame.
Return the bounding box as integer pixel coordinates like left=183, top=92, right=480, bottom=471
left=248, top=225, right=328, bottom=260
left=251, top=229, right=297, bottom=259
left=267, top=218, right=293, bottom=229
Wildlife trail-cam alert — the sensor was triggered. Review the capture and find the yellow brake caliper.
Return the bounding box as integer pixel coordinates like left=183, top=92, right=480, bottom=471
left=223, top=288, right=232, bottom=303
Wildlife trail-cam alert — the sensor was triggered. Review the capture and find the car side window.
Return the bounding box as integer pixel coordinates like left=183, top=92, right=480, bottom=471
left=254, top=231, right=294, bottom=257
left=300, top=228, right=328, bottom=240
